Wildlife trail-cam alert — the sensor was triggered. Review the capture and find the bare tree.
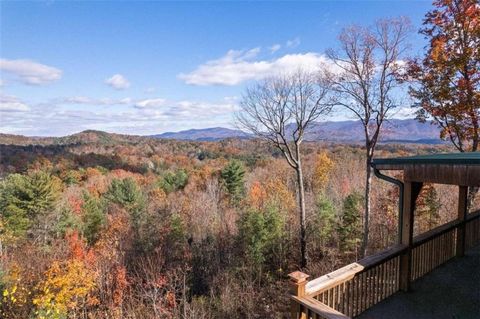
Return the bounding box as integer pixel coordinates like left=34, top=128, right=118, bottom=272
left=237, top=70, right=331, bottom=267
left=326, top=17, right=411, bottom=257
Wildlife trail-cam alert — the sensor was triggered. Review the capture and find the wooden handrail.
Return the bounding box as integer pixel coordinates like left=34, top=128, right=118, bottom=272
left=466, top=209, right=480, bottom=221
left=413, top=219, right=461, bottom=247
left=414, top=210, right=480, bottom=247
left=291, top=296, right=351, bottom=319
left=305, top=263, right=363, bottom=296
left=305, top=244, right=406, bottom=296
left=305, top=213, right=480, bottom=297
left=357, top=244, right=406, bottom=270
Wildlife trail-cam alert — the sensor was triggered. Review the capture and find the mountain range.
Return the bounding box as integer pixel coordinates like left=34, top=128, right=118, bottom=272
left=151, top=127, right=250, bottom=141
left=0, top=119, right=444, bottom=145
left=153, top=119, right=443, bottom=144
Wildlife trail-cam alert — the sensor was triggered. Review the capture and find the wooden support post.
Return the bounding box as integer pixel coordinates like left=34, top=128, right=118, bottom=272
left=288, top=271, right=309, bottom=319
left=456, top=186, right=468, bottom=257
left=399, top=181, right=422, bottom=292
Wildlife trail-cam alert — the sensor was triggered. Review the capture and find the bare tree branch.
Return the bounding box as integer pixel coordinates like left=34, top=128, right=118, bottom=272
left=236, top=69, right=332, bottom=267
left=326, top=17, right=412, bottom=257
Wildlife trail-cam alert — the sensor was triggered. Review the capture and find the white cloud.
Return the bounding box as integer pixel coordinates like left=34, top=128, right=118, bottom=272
left=0, top=58, right=62, bottom=85
left=179, top=49, right=334, bottom=86
left=223, top=96, right=239, bottom=102
left=269, top=44, right=281, bottom=53
left=173, top=100, right=237, bottom=116
left=135, top=98, right=166, bottom=109
left=59, top=96, right=132, bottom=105
left=392, top=106, right=416, bottom=119
left=57, top=96, right=167, bottom=109
left=286, top=37, right=301, bottom=48
left=1, top=96, right=239, bottom=136
left=0, top=94, right=30, bottom=112
left=105, top=74, right=130, bottom=90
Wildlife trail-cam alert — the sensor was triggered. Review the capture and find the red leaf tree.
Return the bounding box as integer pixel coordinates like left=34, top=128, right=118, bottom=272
left=408, top=0, right=480, bottom=152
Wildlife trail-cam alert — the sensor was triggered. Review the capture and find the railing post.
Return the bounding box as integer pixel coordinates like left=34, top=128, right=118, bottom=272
left=456, top=186, right=468, bottom=257
left=399, top=181, right=422, bottom=292
left=288, top=271, right=309, bottom=319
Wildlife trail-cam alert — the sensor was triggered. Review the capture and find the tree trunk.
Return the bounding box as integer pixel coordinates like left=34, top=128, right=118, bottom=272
left=295, top=157, right=308, bottom=268
left=361, top=156, right=372, bottom=258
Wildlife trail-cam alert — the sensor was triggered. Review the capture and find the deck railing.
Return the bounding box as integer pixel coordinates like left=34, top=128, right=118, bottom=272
left=410, top=218, right=458, bottom=280
left=466, top=212, right=480, bottom=250
left=289, top=210, right=480, bottom=319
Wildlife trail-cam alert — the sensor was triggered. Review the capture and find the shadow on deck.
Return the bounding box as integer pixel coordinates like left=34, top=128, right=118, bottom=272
left=357, top=245, right=480, bottom=319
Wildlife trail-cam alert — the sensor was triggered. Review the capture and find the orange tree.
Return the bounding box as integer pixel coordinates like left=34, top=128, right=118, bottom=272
left=32, top=232, right=97, bottom=319
left=407, top=0, right=479, bottom=152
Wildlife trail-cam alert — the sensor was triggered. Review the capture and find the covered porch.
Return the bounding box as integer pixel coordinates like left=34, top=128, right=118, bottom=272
left=288, top=153, right=480, bottom=319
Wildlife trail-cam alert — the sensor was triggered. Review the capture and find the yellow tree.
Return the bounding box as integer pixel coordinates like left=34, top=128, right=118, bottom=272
left=312, top=152, right=334, bottom=192
left=33, top=233, right=97, bottom=319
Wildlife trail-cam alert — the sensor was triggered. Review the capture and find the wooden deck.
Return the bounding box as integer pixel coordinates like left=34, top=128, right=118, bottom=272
left=288, top=211, right=480, bottom=319
left=289, top=156, right=480, bottom=319
left=356, top=245, right=480, bottom=319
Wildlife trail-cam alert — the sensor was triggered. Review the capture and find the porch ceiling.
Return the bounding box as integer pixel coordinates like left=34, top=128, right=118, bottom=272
left=372, top=152, right=480, bottom=186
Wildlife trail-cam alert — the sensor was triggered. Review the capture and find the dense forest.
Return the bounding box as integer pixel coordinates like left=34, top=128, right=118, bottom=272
left=0, top=131, right=473, bottom=318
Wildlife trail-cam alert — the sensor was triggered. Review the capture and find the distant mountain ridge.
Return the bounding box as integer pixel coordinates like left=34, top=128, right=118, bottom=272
left=0, top=130, right=144, bottom=146
left=153, top=119, right=443, bottom=143
left=300, top=119, right=441, bottom=143
left=151, top=127, right=250, bottom=141
left=0, top=119, right=443, bottom=145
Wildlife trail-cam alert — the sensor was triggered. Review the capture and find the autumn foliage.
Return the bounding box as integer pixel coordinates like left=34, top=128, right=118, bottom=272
left=1, top=1, right=477, bottom=317
left=407, top=0, right=479, bottom=152
left=0, top=133, right=463, bottom=319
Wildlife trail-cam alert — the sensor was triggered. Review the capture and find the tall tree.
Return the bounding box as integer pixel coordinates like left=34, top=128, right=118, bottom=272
left=415, top=184, right=441, bottom=234
left=337, top=192, right=364, bottom=256
left=312, top=151, right=334, bottom=193
left=105, top=178, right=146, bottom=237
left=407, top=0, right=479, bottom=152
left=0, top=171, right=61, bottom=243
left=237, top=70, right=331, bottom=267
left=220, top=159, right=246, bottom=203
left=326, top=17, right=411, bottom=257
left=82, top=192, right=106, bottom=245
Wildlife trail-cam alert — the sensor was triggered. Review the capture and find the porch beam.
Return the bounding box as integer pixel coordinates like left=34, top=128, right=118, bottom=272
left=399, top=181, right=423, bottom=292
left=456, top=186, right=468, bottom=257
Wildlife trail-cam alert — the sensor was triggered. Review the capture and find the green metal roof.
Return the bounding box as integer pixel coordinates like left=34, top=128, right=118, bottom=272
left=372, top=152, right=480, bottom=166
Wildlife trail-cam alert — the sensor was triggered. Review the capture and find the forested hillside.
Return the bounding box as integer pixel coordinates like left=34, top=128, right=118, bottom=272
left=0, top=132, right=463, bottom=318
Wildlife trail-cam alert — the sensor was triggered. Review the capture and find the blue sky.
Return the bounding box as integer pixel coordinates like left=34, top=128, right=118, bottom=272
left=1, top=0, right=432, bottom=136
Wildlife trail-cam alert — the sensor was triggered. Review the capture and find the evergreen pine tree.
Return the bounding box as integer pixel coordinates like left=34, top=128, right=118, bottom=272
left=310, top=194, right=336, bottom=250
left=0, top=171, right=61, bottom=240
left=106, top=178, right=146, bottom=229
left=158, top=169, right=188, bottom=194
left=82, top=192, right=106, bottom=245
left=416, top=184, right=441, bottom=233
left=337, top=192, right=363, bottom=253
left=238, top=206, right=284, bottom=270
left=220, top=160, right=245, bottom=202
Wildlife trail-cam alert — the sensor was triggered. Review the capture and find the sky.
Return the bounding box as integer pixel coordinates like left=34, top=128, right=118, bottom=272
left=0, top=0, right=432, bottom=137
